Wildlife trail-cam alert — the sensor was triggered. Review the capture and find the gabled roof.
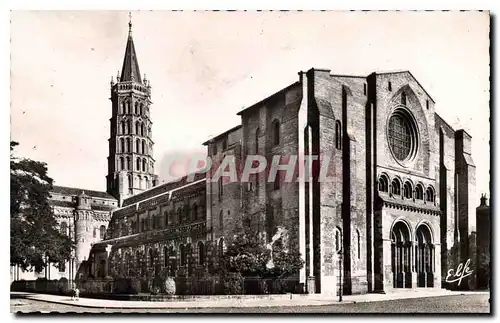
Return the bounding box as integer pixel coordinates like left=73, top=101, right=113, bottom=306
left=51, top=185, right=116, bottom=200
left=120, top=26, right=142, bottom=83
left=203, top=125, right=242, bottom=145
left=236, top=82, right=300, bottom=116
left=372, top=70, right=435, bottom=103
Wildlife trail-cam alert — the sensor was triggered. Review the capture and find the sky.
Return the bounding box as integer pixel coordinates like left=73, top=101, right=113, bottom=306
left=10, top=10, right=490, bottom=202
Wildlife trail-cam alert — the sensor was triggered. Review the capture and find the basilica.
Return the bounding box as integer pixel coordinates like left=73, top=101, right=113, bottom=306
left=11, top=20, right=479, bottom=296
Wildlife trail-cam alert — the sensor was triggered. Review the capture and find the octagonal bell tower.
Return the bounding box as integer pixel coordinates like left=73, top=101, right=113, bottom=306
left=106, top=14, right=158, bottom=205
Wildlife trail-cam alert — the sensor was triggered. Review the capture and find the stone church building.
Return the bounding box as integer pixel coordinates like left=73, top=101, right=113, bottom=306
left=12, top=21, right=479, bottom=296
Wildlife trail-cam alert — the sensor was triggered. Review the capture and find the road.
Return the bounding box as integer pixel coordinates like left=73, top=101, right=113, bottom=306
left=11, top=293, right=490, bottom=314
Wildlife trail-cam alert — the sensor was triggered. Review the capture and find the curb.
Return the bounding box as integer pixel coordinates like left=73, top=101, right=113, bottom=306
left=14, top=291, right=489, bottom=310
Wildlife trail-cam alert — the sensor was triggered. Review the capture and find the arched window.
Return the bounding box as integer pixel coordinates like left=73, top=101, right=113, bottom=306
left=149, top=249, right=154, bottom=267
left=126, top=138, right=131, bottom=152
left=180, top=244, right=186, bottom=266
left=335, top=120, right=342, bottom=149
left=135, top=121, right=140, bottom=135
left=60, top=222, right=67, bottom=235
left=126, top=101, right=131, bottom=114
left=128, top=120, right=132, bottom=134
left=378, top=174, right=389, bottom=192
left=403, top=181, right=413, bottom=199
left=120, top=157, right=125, bottom=170
left=136, top=158, right=141, bottom=171
left=183, top=205, right=189, bottom=223
left=121, top=102, right=126, bottom=115
left=120, top=138, right=125, bottom=153
left=272, top=120, right=280, bottom=146
left=401, top=92, right=407, bottom=105
left=141, top=124, right=145, bottom=136
left=121, top=121, right=125, bottom=134
left=198, top=241, right=205, bottom=265
left=193, top=204, right=198, bottom=221
left=136, top=139, right=140, bottom=153
left=426, top=187, right=435, bottom=203
left=415, top=184, right=424, bottom=200
left=135, top=102, right=139, bottom=115
left=391, top=179, right=401, bottom=196
left=126, top=157, right=131, bottom=171
left=142, top=159, right=146, bottom=172
left=100, top=225, right=106, bottom=240
left=176, top=208, right=181, bottom=224
left=140, top=103, right=143, bottom=115
left=142, top=140, right=146, bottom=154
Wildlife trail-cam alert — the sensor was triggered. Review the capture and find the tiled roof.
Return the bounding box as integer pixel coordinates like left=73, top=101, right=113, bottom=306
left=91, top=205, right=116, bottom=212
left=123, top=172, right=206, bottom=206
left=51, top=186, right=116, bottom=200
left=49, top=200, right=76, bottom=208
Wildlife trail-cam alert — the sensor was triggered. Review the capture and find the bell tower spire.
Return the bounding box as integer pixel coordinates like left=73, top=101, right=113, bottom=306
left=106, top=14, right=158, bottom=205
left=128, top=12, right=133, bottom=36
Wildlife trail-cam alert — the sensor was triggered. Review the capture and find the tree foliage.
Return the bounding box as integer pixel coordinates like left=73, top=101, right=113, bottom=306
left=10, top=141, right=74, bottom=272
left=219, top=227, right=304, bottom=278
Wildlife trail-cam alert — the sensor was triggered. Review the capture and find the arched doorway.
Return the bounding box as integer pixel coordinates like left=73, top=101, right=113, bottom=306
left=391, top=221, right=412, bottom=288
left=415, top=224, right=434, bottom=287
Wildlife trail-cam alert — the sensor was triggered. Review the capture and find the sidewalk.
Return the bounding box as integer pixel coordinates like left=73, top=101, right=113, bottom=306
left=11, top=290, right=488, bottom=309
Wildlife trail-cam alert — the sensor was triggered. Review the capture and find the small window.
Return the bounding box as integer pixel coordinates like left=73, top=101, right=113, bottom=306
left=335, top=120, right=342, bottom=150
left=272, top=120, right=280, bottom=146
left=388, top=81, right=392, bottom=92
left=335, top=228, right=342, bottom=252
left=363, top=83, right=367, bottom=95
left=426, top=100, right=430, bottom=110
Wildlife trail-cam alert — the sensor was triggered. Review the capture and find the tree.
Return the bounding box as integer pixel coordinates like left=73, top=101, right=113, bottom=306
left=10, top=141, right=74, bottom=273
left=219, top=226, right=304, bottom=278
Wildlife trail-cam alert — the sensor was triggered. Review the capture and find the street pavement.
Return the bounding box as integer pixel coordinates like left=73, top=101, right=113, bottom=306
left=11, top=290, right=490, bottom=314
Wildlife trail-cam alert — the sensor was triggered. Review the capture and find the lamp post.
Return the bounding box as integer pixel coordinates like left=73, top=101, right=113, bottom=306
left=338, top=248, right=343, bottom=302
